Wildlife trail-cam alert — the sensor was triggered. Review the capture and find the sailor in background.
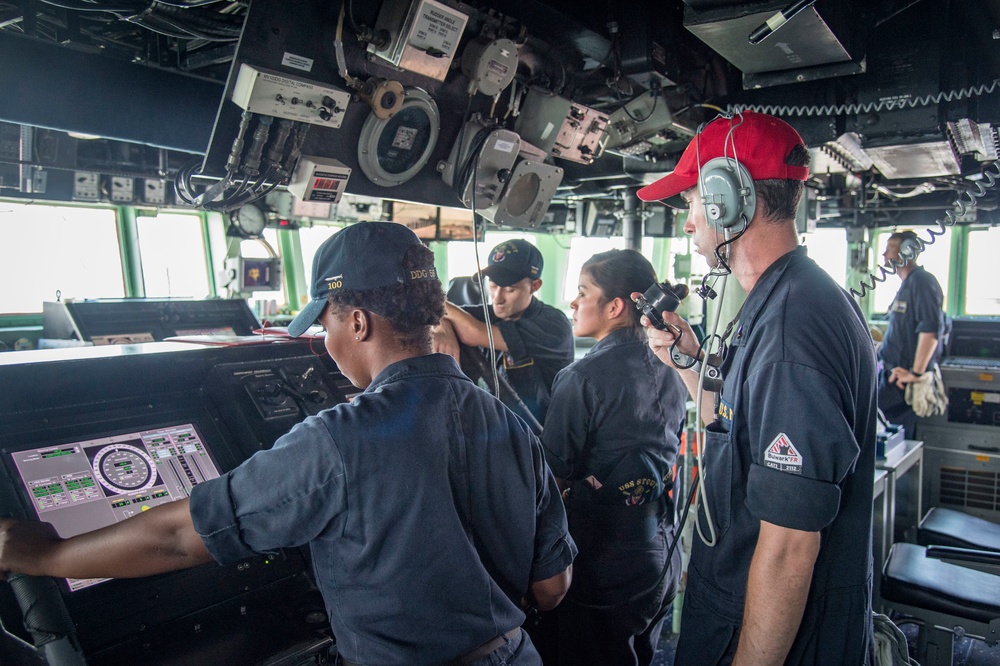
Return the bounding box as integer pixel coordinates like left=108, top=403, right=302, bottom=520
left=434, top=239, right=574, bottom=423
left=877, top=230, right=948, bottom=435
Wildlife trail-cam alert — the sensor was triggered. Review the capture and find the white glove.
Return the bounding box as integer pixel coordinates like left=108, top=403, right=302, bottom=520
left=905, top=366, right=949, bottom=418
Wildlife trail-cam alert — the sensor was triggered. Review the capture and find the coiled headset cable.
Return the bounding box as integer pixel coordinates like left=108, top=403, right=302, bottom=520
left=850, top=160, right=1000, bottom=298
left=726, top=80, right=1000, bottom=119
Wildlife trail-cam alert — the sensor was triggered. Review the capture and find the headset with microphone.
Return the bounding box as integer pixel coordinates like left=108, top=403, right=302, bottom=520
left=697, top=114, right=757, bottom=233
left=693, top=113, right=755, bottom=300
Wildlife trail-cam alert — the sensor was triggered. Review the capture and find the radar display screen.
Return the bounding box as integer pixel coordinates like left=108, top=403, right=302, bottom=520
left=10, top=423, right=223, bottom=591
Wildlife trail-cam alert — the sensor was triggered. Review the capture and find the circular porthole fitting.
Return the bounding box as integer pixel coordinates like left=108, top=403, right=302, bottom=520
left=358, top=87, right=440, bottom=188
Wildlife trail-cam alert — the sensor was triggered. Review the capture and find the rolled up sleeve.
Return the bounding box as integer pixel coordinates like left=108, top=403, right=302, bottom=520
left=530, top=441, right=577, bottom=581
left=743, top=361, right=860, bottom=532
left=190, top=474, right=253, bottom=563
left=190, top=416, right=348, bottom=563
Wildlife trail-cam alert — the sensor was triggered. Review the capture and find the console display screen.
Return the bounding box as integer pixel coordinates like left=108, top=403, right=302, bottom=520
left=10, top=423, right=223, bottom=591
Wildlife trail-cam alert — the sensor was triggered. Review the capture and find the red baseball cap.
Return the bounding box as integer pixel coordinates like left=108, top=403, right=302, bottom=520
left=636, top=111, right=809, bottom=204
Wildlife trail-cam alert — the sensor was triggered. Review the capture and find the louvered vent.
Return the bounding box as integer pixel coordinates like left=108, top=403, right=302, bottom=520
left=939, top=466, right=1000, bottom=511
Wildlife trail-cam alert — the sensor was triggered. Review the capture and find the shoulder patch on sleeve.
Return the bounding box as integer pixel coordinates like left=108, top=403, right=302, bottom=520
left=765, top=433, right=802, bottom=474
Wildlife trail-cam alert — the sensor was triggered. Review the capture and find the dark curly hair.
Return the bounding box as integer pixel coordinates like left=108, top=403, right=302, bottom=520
left=754, top=142, right=810, bottom=222
left=326, top=244, right=445, bottom=350
left=582, top=249, right=687, bottom=329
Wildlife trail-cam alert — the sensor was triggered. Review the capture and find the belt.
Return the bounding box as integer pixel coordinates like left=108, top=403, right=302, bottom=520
left=447, top=627, right=520, bottom=665
left=339, top=627, right=520, bottom=666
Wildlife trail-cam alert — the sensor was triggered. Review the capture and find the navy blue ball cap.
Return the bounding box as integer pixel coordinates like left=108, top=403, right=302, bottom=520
left=477, top=239, right=543, bottom=287
left=287, top=222, right=438, bottom=337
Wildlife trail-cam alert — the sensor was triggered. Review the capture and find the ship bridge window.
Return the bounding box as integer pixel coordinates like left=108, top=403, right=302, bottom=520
left=0, top=201, right=124, bottom=314
left=801, top=228, right=848, bottom=288
left=136, top=212, right=210, bottom=299
left=965, top=227, right=1000, bottom=315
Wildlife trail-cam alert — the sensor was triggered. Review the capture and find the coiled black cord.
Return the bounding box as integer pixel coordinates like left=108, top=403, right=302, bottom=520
left=850, top=161, right=1000, bottom=298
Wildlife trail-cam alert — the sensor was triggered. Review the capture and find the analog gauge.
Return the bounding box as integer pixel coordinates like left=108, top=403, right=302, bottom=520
left=230, top=202, right=267, bottom=237
left=92, top=444, right=158, bottom=494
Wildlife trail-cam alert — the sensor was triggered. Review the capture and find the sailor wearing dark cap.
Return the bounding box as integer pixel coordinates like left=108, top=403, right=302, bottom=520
left=435, top=238, right=574, bottom=423
left=0, top=221, right=576, bottom=666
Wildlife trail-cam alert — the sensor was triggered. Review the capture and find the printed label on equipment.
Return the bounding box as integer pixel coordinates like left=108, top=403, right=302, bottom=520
left=971, top=391, right=1000, bottom=405
left=292, top=200, right=332, bottom=218
left=486, top=59, right=510, bottom=84
left=314, top=171, right=348, bottom=181
left=412, top=4, right=464, bottom=57
left=494, top=139, right=517, bottom=153
left=282, top=52, right=314, bottom=72
left=392, top=126, right=419, bottom=150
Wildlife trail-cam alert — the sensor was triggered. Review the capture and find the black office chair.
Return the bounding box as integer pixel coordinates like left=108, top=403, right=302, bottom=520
left=446, top=276, right=483, bottom=307
left=917, top=507, right=1000, bottom=552
left=880, top=508, right=1000, bottom=666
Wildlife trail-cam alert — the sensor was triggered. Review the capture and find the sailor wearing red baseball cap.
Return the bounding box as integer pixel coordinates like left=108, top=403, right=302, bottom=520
left=636, top=111, right=880, bottom=666
left=637, top=110, right=810, bottom=206
left=639, top=110, right=810, bottom=273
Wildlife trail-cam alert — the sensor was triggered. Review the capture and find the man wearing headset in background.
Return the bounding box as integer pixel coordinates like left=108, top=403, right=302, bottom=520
left=635, top=111, right=878, bottom=665
left=877, top=230, right=947, bottom=438
left=434, top=239, right=574, bottom=424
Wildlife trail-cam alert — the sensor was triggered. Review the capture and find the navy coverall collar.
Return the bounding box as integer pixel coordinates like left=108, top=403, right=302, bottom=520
left=365, top=353, right=469, bottom=393
left=587, top=326, right=645, bottom=354
left=735, top=246, right=806, bottom=341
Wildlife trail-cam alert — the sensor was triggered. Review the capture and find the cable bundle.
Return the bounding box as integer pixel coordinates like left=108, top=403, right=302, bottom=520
left=174, top=113, right=309, bottom=212
left=37, top=0, right=244, bottom=42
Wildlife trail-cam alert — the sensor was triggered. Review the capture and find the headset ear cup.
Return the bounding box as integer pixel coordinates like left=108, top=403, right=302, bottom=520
left=899, top=238, right=921, bottom=261
left=700, top=157, right=756, bottom=231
